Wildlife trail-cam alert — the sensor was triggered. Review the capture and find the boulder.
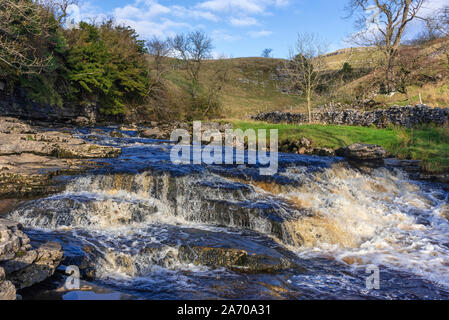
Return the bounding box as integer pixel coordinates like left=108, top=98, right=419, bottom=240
left=4, top=242, right=64, bottom=290
left=73, top=116, right=90, bottom=126
left=300, top=137, right=312, bottom=149
left=138, top=127, right=163, bottom=139
left=313, top=147, right=335, bottom=157
left=0, top=275, right=16, bottom=300
left=336, top=143, right=387, bottom=161
left=109, top=130, right=124, bottom=138
left=178, top=245, right=304, bottom=274
left=0, top=219, right=64, bottom=298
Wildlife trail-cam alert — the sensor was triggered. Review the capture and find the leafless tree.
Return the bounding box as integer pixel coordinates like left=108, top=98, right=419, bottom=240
left=37, top=0, right=80, bottom=25
left=146, top=37, right=171, bottom=85
left=347, top=0, right=426, bottom=92
left=426, top=5, right=448, bottom=37
left=202, top=55, right=229, bottom=117
left=169, top=30, right=213, bottom=88
left=0, top=0, right=53, bottom=75
left=283, top=33, right=328, bottom=122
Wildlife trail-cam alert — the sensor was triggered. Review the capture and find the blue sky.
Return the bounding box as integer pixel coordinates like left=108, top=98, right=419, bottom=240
left=70, top=0, right=446, bottom=58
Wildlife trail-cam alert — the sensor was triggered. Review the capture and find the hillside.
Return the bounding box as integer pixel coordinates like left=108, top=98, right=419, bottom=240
left=162, top=57, right=307, bottom=119
left=160, top=38, right=449, bottom=121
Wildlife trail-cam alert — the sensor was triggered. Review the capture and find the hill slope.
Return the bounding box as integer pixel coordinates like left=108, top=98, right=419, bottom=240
left=161, top=38, right=449, bottom=120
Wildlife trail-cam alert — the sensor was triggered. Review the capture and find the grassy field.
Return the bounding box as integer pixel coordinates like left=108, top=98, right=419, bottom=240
left=229, top=120, right=449, bottom=173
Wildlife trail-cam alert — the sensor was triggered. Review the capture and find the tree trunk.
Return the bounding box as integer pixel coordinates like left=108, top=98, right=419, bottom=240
left=386, top=52, right=394, bottom=93
left=307, top=92, right=312, bottom=123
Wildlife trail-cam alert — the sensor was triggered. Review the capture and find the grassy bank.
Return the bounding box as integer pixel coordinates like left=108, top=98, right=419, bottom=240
left=229, top=120, right=449, bottom=173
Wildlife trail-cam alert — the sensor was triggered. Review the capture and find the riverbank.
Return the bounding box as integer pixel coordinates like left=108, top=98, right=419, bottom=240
left=230, top=120, right=449, bottom=175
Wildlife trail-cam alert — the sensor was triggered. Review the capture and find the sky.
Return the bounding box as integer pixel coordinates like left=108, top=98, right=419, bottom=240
left=69, top=0, right=447, bottom=59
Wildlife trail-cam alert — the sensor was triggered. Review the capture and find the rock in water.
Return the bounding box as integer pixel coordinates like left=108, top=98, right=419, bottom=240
left=0, top=269, right=16, bottom=300
left=0, top=219, right=64, bottom=299
left=138, top=127, right=164, bottom=139
left=336, top=143, right=387, bottom=161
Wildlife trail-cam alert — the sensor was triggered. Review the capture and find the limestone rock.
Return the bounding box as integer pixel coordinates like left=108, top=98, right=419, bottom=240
left=0, top=118, right=121, bottom=159
left=74, top=116, right=90, bottom=126
left=0, top=219, right=64, bottom=295
left=178, top=245, right=304, bottom=273
left=0, top=277, right=16, bottom=300
left=313, top=147, right=335, bottom=157
left=336, top=143, right=387, bottom=161
left=0, top=118, right=35, bottom=135
left=138, top=127, right=164, bottom=139
left=5, top=242, right=64, bottom=290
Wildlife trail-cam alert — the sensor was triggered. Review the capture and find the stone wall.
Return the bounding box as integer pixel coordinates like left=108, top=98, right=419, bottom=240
left=251, top=105, right=449, bottom=128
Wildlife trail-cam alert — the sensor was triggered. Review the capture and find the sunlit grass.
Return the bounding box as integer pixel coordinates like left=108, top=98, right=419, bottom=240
left=228, top=120, right=449, bottom=173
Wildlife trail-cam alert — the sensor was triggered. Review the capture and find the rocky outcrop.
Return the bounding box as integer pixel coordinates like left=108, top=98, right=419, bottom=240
left=0, top=118, right=121, bottom=159
left=336, top=143, right=388, bottom=161
left=0, top=117, right=121, bottom=199
left=0, top=219, right=63, bottom=300
left=0, top=89, right=97, bottom=125
left=252, top=105, right=449, bottom=128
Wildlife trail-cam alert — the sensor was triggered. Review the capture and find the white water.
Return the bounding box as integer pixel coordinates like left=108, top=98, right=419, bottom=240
left=271, top=165, right=449, bottom=288
left=9, top=158, right=449, bottom=297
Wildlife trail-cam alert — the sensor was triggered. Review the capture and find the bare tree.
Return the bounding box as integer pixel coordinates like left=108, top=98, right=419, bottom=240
left=426, top=5, right=448, bottom=37
left=169, top=30, right=213, bottom=88
left=202, top=56, right=229, bottom=117
left=146, top=37, right=171, bottom=85
left=0, top=0, right=53, bottom=75
left=347, top=0, right=426, bottom=92
left=37, top=0, right=80, bottom=25
left=283, top=33, right=328, bottom=123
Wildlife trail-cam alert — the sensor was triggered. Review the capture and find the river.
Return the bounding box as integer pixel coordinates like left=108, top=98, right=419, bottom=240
left=7, top=127, right=449, bottom=300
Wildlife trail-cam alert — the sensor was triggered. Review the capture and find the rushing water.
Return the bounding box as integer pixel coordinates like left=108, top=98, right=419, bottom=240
left=8, top=127, right=449, bottom=300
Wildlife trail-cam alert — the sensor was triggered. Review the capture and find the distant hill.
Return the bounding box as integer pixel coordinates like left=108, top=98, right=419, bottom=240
left=161, top=37, right=449, bottom=120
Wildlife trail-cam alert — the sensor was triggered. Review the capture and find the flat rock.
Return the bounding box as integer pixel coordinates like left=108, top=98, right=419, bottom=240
left=5, top=242, right=63, bottom=290
left=336, top=143, right=387, bottom=161
left=138, top=127, right=165, bottom=139
left=178, top=245, right=304, bottom=273
left=0, top=219, right=64, bottom=294
left=0, top=117, right=121, bottom=199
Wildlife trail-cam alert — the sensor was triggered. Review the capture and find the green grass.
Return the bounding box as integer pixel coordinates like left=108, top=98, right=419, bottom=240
left=229, top=120, right=449, bottom=173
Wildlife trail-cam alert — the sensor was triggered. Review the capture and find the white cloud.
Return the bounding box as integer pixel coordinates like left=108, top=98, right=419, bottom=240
left=68, top=0, right=287, bottom=42
left=171, top=6, right=220, bottom=22
left=114, top=2, right=170, bottom=20
left=197, top=0, right=265, bottom=14
left=196, top=0, right=288, bottom=15
left=420, top=0, right=447, bottom=16
left=248, top=30, right=273, bottom=38
left=212, top=29, right=242, bottom=41
left=230, top=16, right=259, bottom=26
